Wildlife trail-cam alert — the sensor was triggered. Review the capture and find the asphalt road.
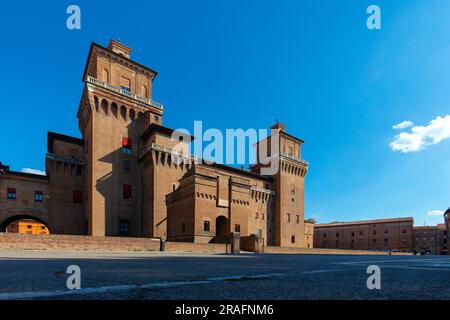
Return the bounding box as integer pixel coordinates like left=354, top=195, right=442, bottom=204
left=0, top=250, right=449, bottom=300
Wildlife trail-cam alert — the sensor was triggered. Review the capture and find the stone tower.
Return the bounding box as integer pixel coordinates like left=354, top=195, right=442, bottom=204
left=251, top=122, right=309, bottom=247
left=77, top=40, right=163, bottom=237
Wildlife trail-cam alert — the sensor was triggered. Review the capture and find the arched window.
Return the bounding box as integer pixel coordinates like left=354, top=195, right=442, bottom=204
left=120, top=105, right=127, bottom=121
left=94, top=96, right=99, bottom=112
left=101, top=99, right=108, bottom=114
left=141, top=85, right=148, bottom=98
left=138, top=112, right=143, bottom=120
left=129, top=109, right=135, bottom=121
left=111, top=102, right=118, bottom=118
left=102, top=69, right=110, bottom=83
left=288, top=146, right=293, bottom=156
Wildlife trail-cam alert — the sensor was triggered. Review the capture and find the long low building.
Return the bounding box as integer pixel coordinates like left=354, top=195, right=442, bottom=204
left=313, top=217, right=414, bottom=252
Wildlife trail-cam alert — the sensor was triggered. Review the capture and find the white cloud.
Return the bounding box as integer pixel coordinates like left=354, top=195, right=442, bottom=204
left=427, top=210, right=444, bottom=216
left=390, top=115, right=450, bottom=153
left=393, top=120, right=413, bottom=130
left=21, top=168, right=46, bottom=176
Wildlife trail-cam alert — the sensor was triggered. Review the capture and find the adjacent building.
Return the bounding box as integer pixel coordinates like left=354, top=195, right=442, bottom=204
left=445, top=208, right=450, bottom=234
left=413, top=224, right=448, bottom=255
left=0, top=39, right=311, bottom=248
left=313, top=217, right=414, bottom=252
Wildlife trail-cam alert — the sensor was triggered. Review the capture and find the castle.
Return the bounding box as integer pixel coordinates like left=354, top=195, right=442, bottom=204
left=0, top=40, right=312, bottom=248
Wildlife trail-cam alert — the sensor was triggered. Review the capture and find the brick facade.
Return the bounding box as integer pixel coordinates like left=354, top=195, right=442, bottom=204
left=0, top=39, right=311, bottom=248
left=413, top=224, right=448, bottom=255
left=313, top=217, right=414, bottom=252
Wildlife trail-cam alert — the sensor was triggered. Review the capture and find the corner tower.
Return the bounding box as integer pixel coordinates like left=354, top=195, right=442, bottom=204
left=77, top=40, right=163, bottom=237
left=251, top=122, right=309, bottom=247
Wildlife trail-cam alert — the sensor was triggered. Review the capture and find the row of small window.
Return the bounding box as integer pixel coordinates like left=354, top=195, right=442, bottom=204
left=6, top=188, right=44, bottom=202
left=327, top=238, right=394, bottom=246
left=286, top=214, right=301, bottom=223
left=201, top=221, right=241, bottom=233
left=7, top=185, right=134, bottom=205
left=73, top=185, right=133, bottom=204
left=323, top=229, right=408, bottom=238
left=255, top=212, right=266, bottom=220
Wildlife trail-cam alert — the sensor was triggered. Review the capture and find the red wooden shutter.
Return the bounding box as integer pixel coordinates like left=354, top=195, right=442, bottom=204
left=123, top=184, right=132, bottom=199
left=73, top=190, right=82, bottom=204
left=122, top=137, right=131, bottom=149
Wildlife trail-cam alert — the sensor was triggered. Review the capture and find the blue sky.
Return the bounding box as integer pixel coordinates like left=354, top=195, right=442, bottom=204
left=0, top=0, right=449, bottom=226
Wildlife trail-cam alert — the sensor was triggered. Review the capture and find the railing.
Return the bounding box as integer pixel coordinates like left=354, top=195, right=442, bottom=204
left=46, top=153, right=85, bottom=165
left=250, top=186, right=275, bottom=195
left=140, top=143, right=197, bottom=162
left=86, top=76, right=163, bottom=110
left=280, top=152, right=309, bottom=166
left=249, top=153, right=309, bottom=168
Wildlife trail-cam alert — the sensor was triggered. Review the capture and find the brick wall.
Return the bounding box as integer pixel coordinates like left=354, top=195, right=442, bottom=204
left=0, top=233, right=160, bottom=252
left=264, top=246, right=412, bottom=255
left=165, top=241, right=229, bottom=253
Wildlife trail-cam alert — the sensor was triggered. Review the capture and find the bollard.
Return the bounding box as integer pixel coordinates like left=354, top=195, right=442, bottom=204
left=230, top=232, right=240, bottom=254
left=160, top=238, right=166, bottom=251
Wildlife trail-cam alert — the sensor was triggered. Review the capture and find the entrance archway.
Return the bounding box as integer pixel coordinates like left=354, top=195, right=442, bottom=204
left=0, top=215, right=50, bottom=234
left=216, top=216, right=229, bottom=237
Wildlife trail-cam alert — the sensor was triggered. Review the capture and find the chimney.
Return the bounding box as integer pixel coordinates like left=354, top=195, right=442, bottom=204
left=108, top=39, right=132, bottom=59
left=270, top=121, right=285, bottom=132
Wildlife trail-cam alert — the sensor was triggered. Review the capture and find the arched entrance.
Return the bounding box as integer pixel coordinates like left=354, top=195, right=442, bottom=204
left=216, top=216, right=229, bottom=237
left=0, top=215, right=50, bottom=234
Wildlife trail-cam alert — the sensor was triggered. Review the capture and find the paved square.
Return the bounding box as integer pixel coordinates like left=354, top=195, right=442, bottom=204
left=0, top=251, right=449, bottom=299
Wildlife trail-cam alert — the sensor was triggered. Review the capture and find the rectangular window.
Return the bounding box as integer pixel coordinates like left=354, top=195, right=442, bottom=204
left=235, top=224, right=241, bottom=233
left=35, top=191, right=44, bottom=202
left=123, top=184, right=132, bottom=200
left=287, top=213, right=291, bottom=222
left=73, top=190, right=82, bottom=204
left=257, top=229, right=262, bottom=237
left=255, top=212, right=258, bottom=219
left=123, top=159, right=131, bottom=171
left=291, top=235, right=296, bottom=244
left=120, top=76, right=131, bottom=92
left=122, top=137, right=132, bottom=154
left=296, top=215, right=300, bottom=223
left=203, top=221, right=210, bottom=232
left=261, top=213, right=265, bottom=220
left=7, top=188, right=16, bottom=199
